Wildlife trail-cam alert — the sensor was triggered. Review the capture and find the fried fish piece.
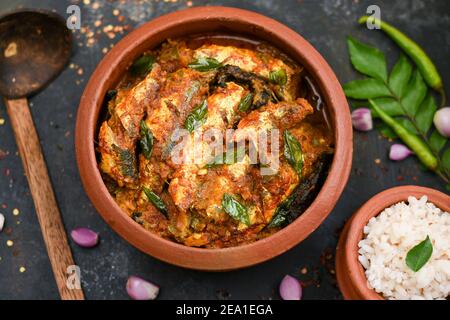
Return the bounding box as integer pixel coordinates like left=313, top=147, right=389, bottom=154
left=195, top=44, right=300, bottom=101
left=98, top=65, right=162, bottom=186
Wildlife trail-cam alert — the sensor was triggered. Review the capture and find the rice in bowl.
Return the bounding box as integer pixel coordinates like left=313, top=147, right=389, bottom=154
left=358, top=196, right=450, bottom=300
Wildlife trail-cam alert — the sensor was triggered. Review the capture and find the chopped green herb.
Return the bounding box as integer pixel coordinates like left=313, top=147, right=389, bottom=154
left=406, top=235, right=433, bottom=272
left=284, top=130, right=303, bottom=177
left=139, top=120, right=154, bottom=159
left=269, top=69, right=288, bottom=86
left=143, top=187, right=168, bottom=218
left=188, top=56, right=222, bottom=72
left=238, top=93, right=254, bottom=112
left=130, top=54, right=155, bottom=76
left=184, top=100, right=208, bottom=133
left=221, top=193, right=250, bottom=226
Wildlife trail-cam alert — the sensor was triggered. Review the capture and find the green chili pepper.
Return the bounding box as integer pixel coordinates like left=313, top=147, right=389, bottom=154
left=358, top=16, right=445, bottom=105
left=369, top=99, right=438, bottom=170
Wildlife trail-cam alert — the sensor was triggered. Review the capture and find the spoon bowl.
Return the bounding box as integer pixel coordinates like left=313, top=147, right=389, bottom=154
left=0, top=9, right=71, bottom=98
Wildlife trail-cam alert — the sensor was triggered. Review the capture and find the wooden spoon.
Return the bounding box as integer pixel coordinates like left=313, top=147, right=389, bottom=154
left=0, top=9, right=84, bottom=300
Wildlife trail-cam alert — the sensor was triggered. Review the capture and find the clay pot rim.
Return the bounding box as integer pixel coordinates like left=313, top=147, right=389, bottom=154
left=75, top=6, right=353, bottom=270
left=343, top=185, right=450, bottom=300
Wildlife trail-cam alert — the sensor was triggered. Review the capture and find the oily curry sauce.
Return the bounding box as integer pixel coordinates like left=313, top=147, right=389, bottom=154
left=97, top=34, right=334, bottom=248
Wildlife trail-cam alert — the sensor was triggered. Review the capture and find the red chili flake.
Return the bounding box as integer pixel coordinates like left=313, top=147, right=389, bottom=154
left=396, top=175, right=405, bottom=181
left=4, top=168, right=10, bottom=176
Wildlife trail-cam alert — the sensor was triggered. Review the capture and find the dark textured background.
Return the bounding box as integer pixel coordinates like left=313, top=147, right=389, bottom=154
left=0, top=0, right=449, bottom=300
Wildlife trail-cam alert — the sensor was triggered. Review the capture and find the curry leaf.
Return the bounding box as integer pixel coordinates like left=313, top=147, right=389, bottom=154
left=269, top=69, right=288, bottom=86
left=343, top=79, right=391, bottom=99
left=284, top=130, right=303, bottom=177
left=442, top=148, right=450, bottom=173
left=396, top=117, right=419, bottom=135
left=345, top=36, right=450, bottom=185
left=222, top=193, right=250, bottom=225
left=184, top=100, right=208, bottom=133
left=406, top=236, right=433, bottom=272
left=139, top=120, right=154, bottom=160
left=238, top=93, right=254, bottom=112
left=401, top=70, right=427, bottom=116
left=130, top=54, right=155, bottom=76
left=371, top=97, right=404, bottom=117
left=188, top=56, right=222, bottom=71
left=389, top=55, right=413, bottom=98
left=415, top=95, right=437, bottom=135
left=347, top=37, right=388, bottom=82
left=143, top=187, right=168, bottom=218
left=429, top=130, right=447, bottom=153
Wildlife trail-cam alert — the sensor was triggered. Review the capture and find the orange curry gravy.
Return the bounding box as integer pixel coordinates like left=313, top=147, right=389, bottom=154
left=97, top=34, right=334, bottom=248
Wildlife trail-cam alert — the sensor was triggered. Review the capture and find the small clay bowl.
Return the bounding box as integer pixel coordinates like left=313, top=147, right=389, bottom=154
left=336, top=185, right=450, bottom=300
left=76, top=6, right=353, bottom=270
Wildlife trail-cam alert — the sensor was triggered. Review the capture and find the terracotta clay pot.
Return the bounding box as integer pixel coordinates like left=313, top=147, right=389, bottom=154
left=76, top=6, right=353, bottom=270
left=336, top=185, right=450, bottom=300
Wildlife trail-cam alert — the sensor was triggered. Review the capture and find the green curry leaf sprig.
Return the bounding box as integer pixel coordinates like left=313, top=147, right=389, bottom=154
left=344, top=37, right=450, bottom=186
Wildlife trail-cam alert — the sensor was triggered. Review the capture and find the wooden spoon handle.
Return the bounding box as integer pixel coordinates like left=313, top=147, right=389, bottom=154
left=5, top=98, right=85, bottom=300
